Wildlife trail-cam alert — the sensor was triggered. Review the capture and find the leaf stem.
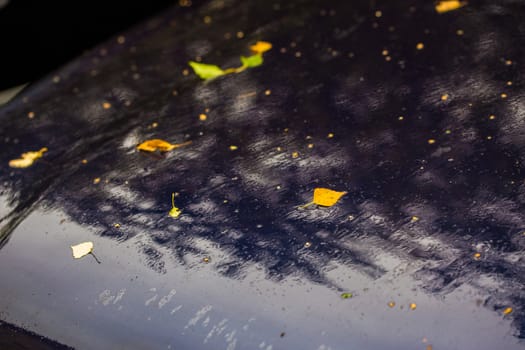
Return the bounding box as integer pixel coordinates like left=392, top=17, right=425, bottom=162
left=90, top=252, right=101, bottom=264
left=298, top=201, right=315, bottom=209
left=172, top=140, right=193, bottom=149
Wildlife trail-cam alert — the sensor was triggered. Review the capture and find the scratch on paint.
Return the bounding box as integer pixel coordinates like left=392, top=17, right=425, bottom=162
left=113, top=289, right=126, bottom=304
left=242, top=317, right=256, bottom=331
left=185, top=305, right=213, bottom=329
left=259, top=342, right=273, bottom=349
left=158, top=289, right=177, bottom=309
left=98, top=289, right=114, bottom=306
left=224, top=329, right=237, bottom=350
left=145, top=294, right=158, bottom=306
left=226, top=337, right=237, bottom=350
left=204, top=318, right=229, bottom=343
left=225, top=329, right=236, bottom=343
left=171, top=305, right=183, bottom=315
left=97, top=288, right=127, bottom=306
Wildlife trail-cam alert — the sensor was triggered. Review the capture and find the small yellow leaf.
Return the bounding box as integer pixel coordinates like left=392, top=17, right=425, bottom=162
left=71, top=241, right=94, bottom=259
left=435, top=0, right=466, bottom=13
left=410, top=303, right=417, bottom=310
left=312, top=188, right=347, bottom=207
left=9, top=147, right=48, bottom=168
left=169, top=207, right=181, bottom=218
left=169, top=193, right=181, bottom=218
left=250, top=41, right=272, bottom=54
left=503, top=307, right=513, bottom=315
left=137, top=139, right=191, bottom=152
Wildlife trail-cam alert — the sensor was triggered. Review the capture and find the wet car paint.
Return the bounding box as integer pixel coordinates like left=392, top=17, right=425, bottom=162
left=0, top=0, right=524, bottom=349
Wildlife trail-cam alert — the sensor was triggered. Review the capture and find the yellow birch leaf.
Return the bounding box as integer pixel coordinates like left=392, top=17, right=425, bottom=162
left=301, top=188, right=347, bottom=208
left=312, top=188, right=347, bottom=206
left=250, top=41, right=273, bottom=54
left=169, top=207, right=182, bottom=218
left=435, top=1, right=467, bottom=13
left=9, top=147, right=48, bottom=168
left=137, top=139, right=191, bottom=152
left=71, top=241, right=94, bottom=259
left=503, top=307, right=513, bottom=315
left=169, top=193, right=181, bottom=218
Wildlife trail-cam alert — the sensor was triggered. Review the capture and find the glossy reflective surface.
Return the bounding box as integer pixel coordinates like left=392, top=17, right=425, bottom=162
left=1, top=1, right=524, bottom=349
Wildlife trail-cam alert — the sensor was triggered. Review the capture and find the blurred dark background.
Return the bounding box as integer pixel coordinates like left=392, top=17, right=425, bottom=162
left=0, top=0, right=180, bottom=90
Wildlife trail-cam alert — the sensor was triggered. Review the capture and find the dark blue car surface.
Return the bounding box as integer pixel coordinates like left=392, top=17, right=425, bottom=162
left=1, top=0, right=524, bottom=349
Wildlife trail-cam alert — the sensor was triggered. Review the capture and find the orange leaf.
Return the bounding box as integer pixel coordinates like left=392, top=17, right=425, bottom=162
left=137, top=139, right=191, bottom=152
left=435, top=0, right=466, bottom=13
left=250, top=41, right=272, bottom=54
left=9, top=147, right=48, bottom=168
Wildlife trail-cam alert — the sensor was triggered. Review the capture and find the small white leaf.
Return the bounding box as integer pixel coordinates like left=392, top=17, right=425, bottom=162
left=71, top=241, right=94, bottom=259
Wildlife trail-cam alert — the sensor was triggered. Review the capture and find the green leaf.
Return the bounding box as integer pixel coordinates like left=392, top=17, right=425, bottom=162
left=188, top=61, right=226, bottom=80
left=340, top=292, right=353, bottom=299
left=240, top=54, right=263, bottom=68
